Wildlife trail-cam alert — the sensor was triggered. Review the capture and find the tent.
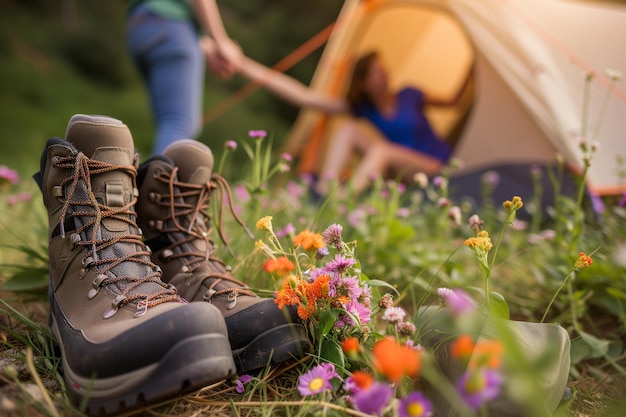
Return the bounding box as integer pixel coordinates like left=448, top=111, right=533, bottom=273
left=284, top=0, right=626, bottom=197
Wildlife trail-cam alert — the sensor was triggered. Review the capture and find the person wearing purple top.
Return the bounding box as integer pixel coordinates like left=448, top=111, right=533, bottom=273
left=236, top=50, right=466, bottom=194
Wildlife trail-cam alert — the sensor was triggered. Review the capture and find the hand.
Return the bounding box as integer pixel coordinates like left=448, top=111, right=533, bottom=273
left=200, top=36, right=236, bottom=79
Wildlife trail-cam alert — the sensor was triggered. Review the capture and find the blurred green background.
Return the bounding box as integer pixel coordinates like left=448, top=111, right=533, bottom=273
left=0, top=0, right=343, bottom=179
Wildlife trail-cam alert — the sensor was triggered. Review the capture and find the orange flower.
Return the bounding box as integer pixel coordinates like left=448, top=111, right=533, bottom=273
left=307, top=274, right=330, bottom=299
left=274, top=285, right=299, bottom=310
left=351, top=370, right=374, bottom=390
left=263, top=256, right=295, bottom=276
left=451, top=334, right=475, bottom=360
left=470, top=339, right=503, bottom=369
left=297, top=304, right=312, bottom=320
left=574, top=252, right=593, bottom=270
left=293, top=229, right=325, bottom=251
left=342, top=337, right=360, bottom=355
left=373, top=337, right=421, bottom=383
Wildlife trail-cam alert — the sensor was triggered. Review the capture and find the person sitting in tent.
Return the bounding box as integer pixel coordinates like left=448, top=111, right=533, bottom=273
left=237, top=50, right=467, bottom=194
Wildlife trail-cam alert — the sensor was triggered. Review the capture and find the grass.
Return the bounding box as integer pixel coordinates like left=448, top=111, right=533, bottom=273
left=1, top=134, right=626, bottom=416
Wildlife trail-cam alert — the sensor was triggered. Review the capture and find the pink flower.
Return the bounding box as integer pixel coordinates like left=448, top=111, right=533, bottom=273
left=225, top=140, right=237, bottom=151
left=0, top=166, right=19, bottom=186
left=248, top=130, right=267, bottom=138
left=235, top=374, right=251, bottom=393
left=457, top=369, right=503, bottom=410
left=438, top=288, right=476, bottom=316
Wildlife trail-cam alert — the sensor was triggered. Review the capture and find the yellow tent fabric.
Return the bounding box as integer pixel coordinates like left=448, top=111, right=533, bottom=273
left=286, top=0, right=626, bottom=195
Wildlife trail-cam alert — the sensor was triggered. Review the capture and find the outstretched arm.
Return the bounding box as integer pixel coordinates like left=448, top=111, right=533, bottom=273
left=193, top=0, right=242, bottom=73
left=238, top=55, right=350, bottom=114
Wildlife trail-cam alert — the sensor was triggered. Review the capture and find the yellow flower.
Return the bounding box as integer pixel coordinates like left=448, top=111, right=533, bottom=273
left=464, top=230, right=493, bottom=252
left=256, top=216, right=273, bottom=233
left=503, top=196, right=523, bottom=211
left=574, top=252, right=593, bottom=270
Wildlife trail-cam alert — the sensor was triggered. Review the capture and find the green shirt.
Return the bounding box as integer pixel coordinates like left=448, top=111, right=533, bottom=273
left=129, top=0, right=194, bottom=21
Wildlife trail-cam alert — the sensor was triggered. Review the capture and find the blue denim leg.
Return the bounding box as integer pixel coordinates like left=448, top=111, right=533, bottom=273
left=127, top=7, right=205, bottom=155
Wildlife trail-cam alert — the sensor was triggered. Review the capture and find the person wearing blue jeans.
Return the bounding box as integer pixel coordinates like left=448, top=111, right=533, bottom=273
left=127, top=0, right=240, bottom=155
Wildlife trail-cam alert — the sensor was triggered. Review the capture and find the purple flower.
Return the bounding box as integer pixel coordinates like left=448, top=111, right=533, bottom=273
left=381, top=306, right=406, bottom=324
left=322, top=223, right=343, bottom=249
left=316, top=246, right=330, bottom=260
left=437, top=288, right=476, bottom=316
left=276, top=222, right=296, bottom=239
left=398, top=391, right=433, bottom=417
left=298, top=363, right=340, bottom=396
left=281, top=152, right=293, bottom=162
left=353, top=382, right=394, bottom=416
left=344, top=299, right=371, bottom=326
left=235, top=374, right=251, bottom=393
left=481, top=171, right=500, bottom=188
left=248, top=130, right=267, bottom=138
left=457, top=369, right=503, bottom=410
left=324, top=254, right=356, bottom=276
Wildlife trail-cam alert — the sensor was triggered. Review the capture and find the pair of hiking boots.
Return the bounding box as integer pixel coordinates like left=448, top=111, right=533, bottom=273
left=33, top=114, right=309, bottom=415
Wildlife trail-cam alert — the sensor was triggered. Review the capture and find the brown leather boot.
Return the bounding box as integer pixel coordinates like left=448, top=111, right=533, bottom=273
left=135, top=139, right=310, bottom=373
left=34, top=115, right=236, bottom=415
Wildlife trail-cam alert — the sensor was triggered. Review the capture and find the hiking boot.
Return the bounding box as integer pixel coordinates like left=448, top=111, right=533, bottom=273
left=135, top=139, right=310, bottom=373
left=34, top=115, right=236, bottom=415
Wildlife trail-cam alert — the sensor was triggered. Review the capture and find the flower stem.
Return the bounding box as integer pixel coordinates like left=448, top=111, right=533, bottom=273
left=541, top=269, right=575, bottom=323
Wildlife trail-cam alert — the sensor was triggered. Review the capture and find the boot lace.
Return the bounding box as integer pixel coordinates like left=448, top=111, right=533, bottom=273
left=55, top=152, right=182, bottom=318
left=152, top=167, right=256, bottom=304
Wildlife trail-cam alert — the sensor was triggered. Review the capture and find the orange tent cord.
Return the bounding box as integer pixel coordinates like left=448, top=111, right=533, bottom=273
left=201, top=22, right=336, bottom=127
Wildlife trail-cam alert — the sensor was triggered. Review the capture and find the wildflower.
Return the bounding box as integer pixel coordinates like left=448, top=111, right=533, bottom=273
left=397, top=321, right=416, bottom=336
left=235, top=374, right=251, bottom=394
left=457, top=369, right=503, bottom=411
left=316, top=246, right=330, bottom=260
left=293, top=229, right=325, bottom=251
left=341, top=337, right=360, bottom=355
left=6, top=192, right=32, bottom=206
left=481, top=171, right=500, bottom=188
left=225, top=140, right=238, bottom=151
left=398, top=392, right=433, bottom=417
left=343, top=299, right=372, bottom=326
left=503, top=196, right=523, bottom=211
left=381, top=306, right=407, bottom=324
left=234, top=184, right=250, bottom=202
left=0, top=166, right=19, bottom=189
left=277, top=162, right=290, bottom=173
left=574, top=252, right=593, bottom=270
left=433, top=176, right=447, bottom=189
left=353, top=382, right=394, bottom=416
left=344, top=370, right=374, bottom=393
left=348, top=208, right=367, bottom=228
left=274, top=281, right=300, bottom=310
left=276, top=222, right=296, bottom=238
left=324, top=254, right=356, bottom=276
left=468, top=214, right=484, bottom=233
left=448, top=206, right=462, bottom=225
left=470, top=339, right=503, bottom=370
left=254, top=239, right=269, bottom=253
left=298, top=363, right=340, bottom=396
left=378, top=293, right=394, bottom=309
left=438, top=287, right=477, bottom=316
left=436, top=197, right=451, bottom=208
left=396, top=207, right=410, bottom=218
left=413, top=172, right=428, bottom=188
left=256, top=216, right=273, bottom=233
left=464, top=230, right=493, bottom=252
left=248, top=130, right=267, bottom=138
left=263, top=256, right=295, bottom=277
left=322, top=223, right=343, bottom=250
left=373, top=337, right=421, bottom=383
left=281, top=152, right=293, bottom=162
left=511, top=219, right=528, bottom=230
left=450, top=334, right=475, bottom=361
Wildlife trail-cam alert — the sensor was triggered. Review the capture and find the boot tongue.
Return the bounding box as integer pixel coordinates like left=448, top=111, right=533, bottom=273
left=65, top=114, right=135, bottom=165
left=162, top=139, right=214, bottom=186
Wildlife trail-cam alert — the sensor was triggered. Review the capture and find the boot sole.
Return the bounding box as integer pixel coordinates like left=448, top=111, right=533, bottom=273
left=232, top=323, right=311, bottom=373
left=51, top=314, right=236, bottom=415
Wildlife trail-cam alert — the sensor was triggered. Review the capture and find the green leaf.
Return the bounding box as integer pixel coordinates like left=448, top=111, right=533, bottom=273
left=569, top=338, right=590, bottom=365
left=320, top=339, right=345, bottom=370
left=367, top=279, right=399, bottom=295
left=578, top=330, right=609, bottom=358
left=318, top=309, right=340, bottom=337
left=488, top=292, right=510, bottom=319
left=2, top=270, right=48, bottom=292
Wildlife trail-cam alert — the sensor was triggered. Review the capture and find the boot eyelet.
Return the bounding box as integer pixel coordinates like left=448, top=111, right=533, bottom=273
left=133, top=300, right=148, bottom=318
left=69, top=233, right=81, bottom=248
left=203, top=289, right=216, bottom=302
left=227, top=292, right=238, bottom=310
left=87, top=274, right=107, bottom=299
left=103, top=295, right=125, bottom=319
